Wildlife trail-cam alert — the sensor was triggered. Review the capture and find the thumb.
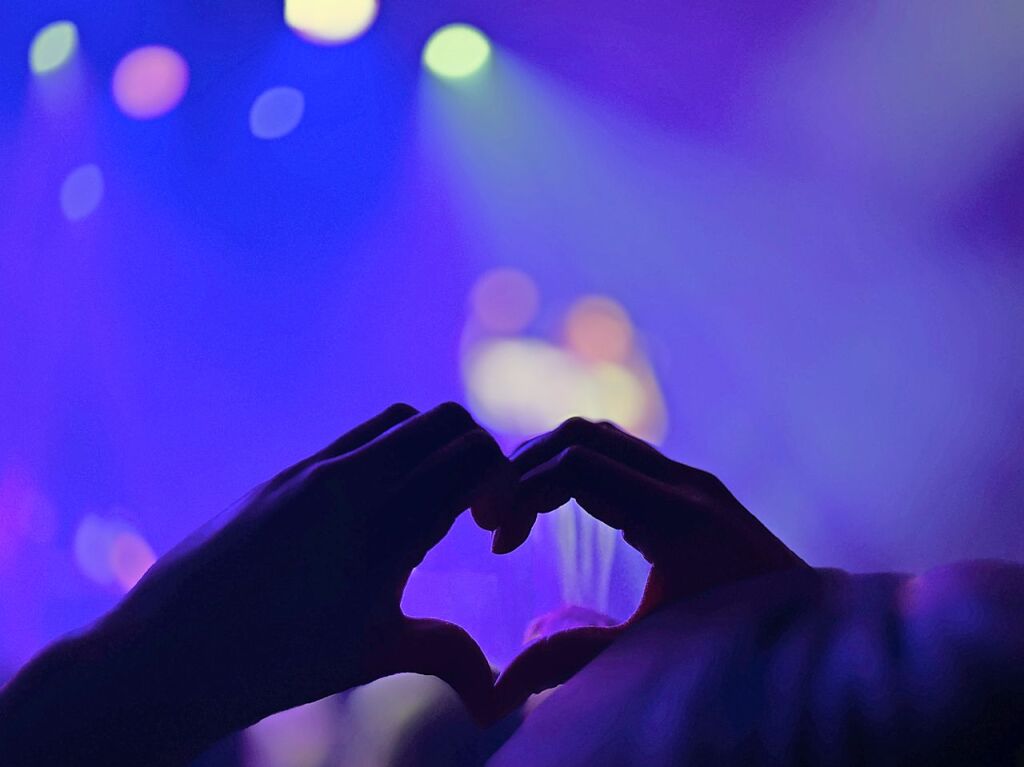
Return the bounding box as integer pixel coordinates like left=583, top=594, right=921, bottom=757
left=493, top=625, right=622, bottom=720
left=382, top=617, right=496, bottom=726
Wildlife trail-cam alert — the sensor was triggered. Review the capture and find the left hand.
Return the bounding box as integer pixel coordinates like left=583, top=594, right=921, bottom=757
left=0, top=403, right=515, bottom=765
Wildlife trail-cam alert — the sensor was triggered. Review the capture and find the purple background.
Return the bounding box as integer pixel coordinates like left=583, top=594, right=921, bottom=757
left=1, top=0, right=1023, bottom=674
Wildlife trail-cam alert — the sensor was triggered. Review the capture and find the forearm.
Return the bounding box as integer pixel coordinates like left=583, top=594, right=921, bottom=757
left=0, top=562, right=383, bottom=766
left=0, top=618, right=237, bottom=766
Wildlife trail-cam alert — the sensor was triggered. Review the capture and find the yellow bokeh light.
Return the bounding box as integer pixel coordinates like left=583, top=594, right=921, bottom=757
left=564, top=295, right=634, bottom=363
left=29, top=20, right=78, bottom=75
left=588, top=363, right=646, bottom=428
left=284, top=0, right=379, bottom=45
left=463, top=339, right=657, bottom=437
left=423, top=23, right=491, bottom=80
left=465, top=338, right=584, bottom=434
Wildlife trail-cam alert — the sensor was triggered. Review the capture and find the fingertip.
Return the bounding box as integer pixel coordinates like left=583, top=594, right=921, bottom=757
left=397, top=618, right=496, bottom=726
left=491, top=517, right=533, bottom=554
left=491, top=528, right=510, bottom=554
left=385, top=402, right=420, bottom=420
left=471, top=502, right=501, bottom=532
left=469, top=450, right=516, bottom=532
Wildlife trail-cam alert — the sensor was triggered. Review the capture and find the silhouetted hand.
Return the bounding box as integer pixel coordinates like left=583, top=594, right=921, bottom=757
left=0, top=403, right=514, bottom=766
left=488, top=417, right=808, bottom=716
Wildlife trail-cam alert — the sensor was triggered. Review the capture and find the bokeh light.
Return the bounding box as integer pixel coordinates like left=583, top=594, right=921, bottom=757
left=564, top=295, right=634, bottom=362
left=0, top=467, right=57, bottom=567
left=28, top=21, right=78, bottom=75
left=73, top=515, right=155, bottom=592
left=423, top=24, right=492, bottom=80
left=111, top=45, right=189, bottom=120
left=249, top=86, right=306, bottom=140
left=462, top=287, right=667, bottom=442
left=469, top=267, right=539, bottom=333
left=73, top=514, right=126, bottom=586
left=464, top=337, right=660, bottom=438
left=284, top=0, right=379, bottom=45
left=109, top=531, right=156, bottom=592
left=464, top=338, right=582, bottom=434
left=59, top=164, right=104, bottom=221
left=587, top=363, right=646, bottom=426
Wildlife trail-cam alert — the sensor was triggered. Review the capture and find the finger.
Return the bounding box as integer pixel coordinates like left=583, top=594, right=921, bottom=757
left=267, top=403, right=419, bottom=490
left=498, top=419, right=717, bottom=554
left=385, top=617, right=497, bottom=725
left=391, top=429, right=514, bottom=551
left=491, top=508, right=536, bottom=555
left=309, top=403, right=419, bottom=463
left=341, top=402, right=487, bottom=499
left=494, top=446, right=630, bottom=555
left=511, top=417, right=681, bottom=484
left=509, top=446, right=703, bottom=558
left=493, top=625, right=622, bottom=720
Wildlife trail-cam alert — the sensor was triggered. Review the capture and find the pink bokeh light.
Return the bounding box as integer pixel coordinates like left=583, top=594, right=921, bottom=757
left=110, top=531, right=157, bottom=592
left=111, top=45, right=189, bottom=120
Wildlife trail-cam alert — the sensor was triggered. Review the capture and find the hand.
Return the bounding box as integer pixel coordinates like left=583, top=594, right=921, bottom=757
left=0, top=403, right=514, bottom=765
left=488, top=417, right=808, bottom=716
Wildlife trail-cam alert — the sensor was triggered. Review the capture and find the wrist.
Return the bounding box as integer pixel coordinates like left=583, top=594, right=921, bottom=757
left=89, top=595, right=264, bottom=765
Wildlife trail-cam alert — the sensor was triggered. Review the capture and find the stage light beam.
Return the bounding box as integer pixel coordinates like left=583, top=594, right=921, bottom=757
left=423, top=24, right=491, bottom=80
left=29, top=21, right=78, bottom=75
left=284, top=0, right=379, bottom=45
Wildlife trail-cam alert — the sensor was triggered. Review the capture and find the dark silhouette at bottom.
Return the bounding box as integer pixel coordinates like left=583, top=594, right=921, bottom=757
left=0, top=403, right=1021, bottom=766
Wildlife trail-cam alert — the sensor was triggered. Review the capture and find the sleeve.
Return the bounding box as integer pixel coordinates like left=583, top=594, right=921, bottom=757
left=487, top=561, right=1024, bottom=767
left=896, top=559, right=1024, bottom=764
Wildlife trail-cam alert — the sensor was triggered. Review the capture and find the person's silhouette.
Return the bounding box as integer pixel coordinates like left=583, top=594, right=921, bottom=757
left=1, top=405, right=1021, bottom=766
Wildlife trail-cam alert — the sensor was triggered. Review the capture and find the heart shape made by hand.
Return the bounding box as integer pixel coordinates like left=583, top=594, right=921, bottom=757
left=471, top=416, right=808, bottom=722
left=18, top=403, right=806, bottom=765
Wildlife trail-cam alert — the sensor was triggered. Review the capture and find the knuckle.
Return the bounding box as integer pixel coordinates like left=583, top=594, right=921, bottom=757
left=305, top=458, right=353, bottom=491
left=464, top=428, right=498, bottom=455
left=558, top=445, right=587, bottom=470
left=303, top=460, right=333, bottom=486
left=289, top=465, right=334, bottom=508
left=559, top=416, right=592, bottom=440
left=470, top=434, right=509, bottom=476
left=682, top=468, right=728, bottom=504
left=696, top=468, right=724, bottom=490
left=385, top=402, right=418, bottom=420
left=433, top=401, right=474, bottom=429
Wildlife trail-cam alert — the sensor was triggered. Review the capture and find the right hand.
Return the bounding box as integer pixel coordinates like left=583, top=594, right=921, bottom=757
left=487, top=417, right=808, bottom=716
